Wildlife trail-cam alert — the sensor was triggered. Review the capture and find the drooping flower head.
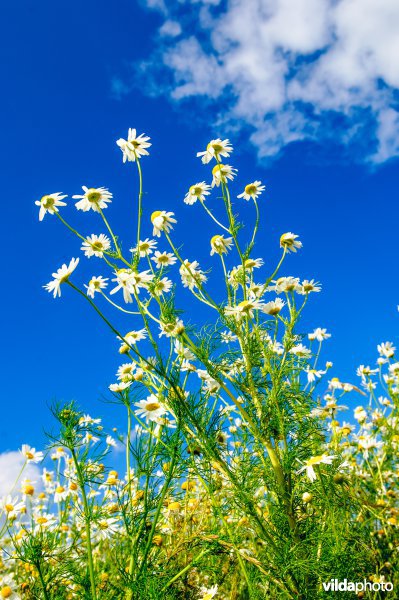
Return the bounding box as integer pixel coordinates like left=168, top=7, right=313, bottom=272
left=85, top=276, right=108, bottom=298
left=210, top=235, right=234, bottom=256
left=280, top=232, right=302, bottom=253
left=151, top=211, right=177, bottom=237
left=211, top=164, right=237, bottom=187
left=43, top=258, right=79, bottom=298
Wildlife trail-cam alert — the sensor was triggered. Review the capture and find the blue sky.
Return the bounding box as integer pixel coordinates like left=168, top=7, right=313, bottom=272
left=1, top=0, right=399, bottom=455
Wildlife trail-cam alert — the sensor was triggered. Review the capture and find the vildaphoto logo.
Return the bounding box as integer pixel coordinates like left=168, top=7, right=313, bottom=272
left=322, top=579, right=394, bottom=593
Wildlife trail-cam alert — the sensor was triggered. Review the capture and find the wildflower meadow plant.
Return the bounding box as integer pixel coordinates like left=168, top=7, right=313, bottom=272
left=0, top=131, right=398, bottom=599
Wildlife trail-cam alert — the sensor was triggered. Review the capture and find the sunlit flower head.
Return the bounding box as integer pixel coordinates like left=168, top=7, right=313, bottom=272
left=289, top=344, right=311, bottom=358
left=152, top=250, right=177, bottom=269
left=211, top=163, right=237, bottom=187
left=43, top=258, right=79, bottom=298
left=273, top=276, right=301, bottom=293
left=308, top=328, right=331, bottom=342
left=85, top=275, right=108, bottom=298
left=237, top=180, right=265, bottom=201
left=210, top=235, right=233, bottom=256
left=179, top=260, right=207, bottom=290
left=134, top=395, right=166, bottom=423
left=72, top=186, right=112, bottom=212
left=151, top=211, right=177, bottom=237
left=377, top=341, right=395, bottom=358
left=130, top=238, right=157, bottom=257
left=110, top=269, right=153, bottom=303
left=116, top=128, right=151, bottom=162
left=109, top=381, right=132, bottom=393
left=262, top=298, right=285, bottom=316
left=35, top=192, right=67, bottom=221
left=297, top=454, right=336, bottom=482
left=81, top=234, right=111, bottom=258
left=199, top=584, right=219, bottom=600
left=225, top=299, right=264, bottom=319
left=20, top=444, right=44, bottom=463
left=152, top=276, right=173, bottom=295
left=184, top=182, right=211, bottom=204
left=280, top=232, right=302, bottom=253
left=197, top=138, right=233, bottom=164
left=299, top=279, right=321, bottom=294
left=0, top=495, right=25, bottom=520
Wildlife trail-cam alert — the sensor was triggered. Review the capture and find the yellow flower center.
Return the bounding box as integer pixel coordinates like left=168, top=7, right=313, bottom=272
left=56, top=486, right=65, bottom=494
left=157, top=254, right=170, bottom=264
left=87, top=189, right=102, bottom=203
left=5, top=504, right=14, bottom=513
left=1, top=586, right=13, bottom=598
left=151, top=210, right=162, bottom=223
left=212, top=163, right=225, bottom=175
left=306, top=455, right=324, bottom=466
left=41, top=195, right=55, bottom=209
left=145, top=402, right=160, bottom=411
left=190, top=185, right=203, bottom=196
left=23, top=485, right=35, bottom=496
left=208, top=142, right=223, bottom=153
left=237, top=300, right=253, bottom=313
left=37, top=517, right=48, bottom=525
left=91, top=241, right=104, bottom=251
left=25, top=451, right=34, bottom=460
left=244, top=183, right=257, bottom=195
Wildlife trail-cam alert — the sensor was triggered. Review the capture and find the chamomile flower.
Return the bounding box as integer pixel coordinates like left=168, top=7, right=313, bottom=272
left=152, top=277, right=173, bottom=295
left=35, top=192, right=67, bottom=221
left=20, top=445, right=44, bottom=463
left=299, top=279, right=321, bottom=294
left=197, top=138, right=233, bottom=164
left=280, top=232, right=302, bottom=253
left=130, top=238, right=157, bottom=257
left=134, top=396, right=167, bottom=423
left=237, top=181, right=265, bottom=201
left=0, top=496, right=25, bottom=520
left=262, top=298, right=285, bottom=315
left=73, top=186, right=112, bottom=212
left=109, top=381, right=132, bottom=393
left=43, top=258, right=79, bottom=298
left=225, top=300, right=264, bottom=319
left=210, top=235, right=234, bottom=256
left=297, top=454, right=336, bottom=482
left=0, top=576, right=20, bottom=600
left=123, top=329, right=147, bottom=344
left=117, top=363, right=135, bottom=381
left=151, top=211, right=177, bottom=237
left=152, top=251, right=177, bottom=268
left=289, top=344, right=311, bottom=358
left=110, top=269, right=153, bottom=303
left=211, top=164, right=237, bottom=187
left=116, top=128, right=151, bottom=162
left=273, top=276, right=301, bottom=293
left=179, top=260, right=207, bottom=290
left=198, top=584, right=219, bottom=599
left=184, top=182, right=211, bottom=204
left=308, top=328, right=331, bottom=342
left=85, top=276, right=108, bottom=298
left=377, top=341, right=395, bottom=358
left=81, top=234, right=111, bottom=258
left=305, top=368, right=326, bottom=383
left=54, top=485, right=69, bottom=503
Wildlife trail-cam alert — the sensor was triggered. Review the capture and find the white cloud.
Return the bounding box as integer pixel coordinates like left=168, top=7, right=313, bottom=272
left=137, top=0, right=399, bottom=163
left=0, top=451, right=42, bottom=497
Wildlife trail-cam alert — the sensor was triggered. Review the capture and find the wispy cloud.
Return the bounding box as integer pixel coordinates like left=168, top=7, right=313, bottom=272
left=128, top=0, right=399, bottom=163
left=0, top=451, right=41, bottom=497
